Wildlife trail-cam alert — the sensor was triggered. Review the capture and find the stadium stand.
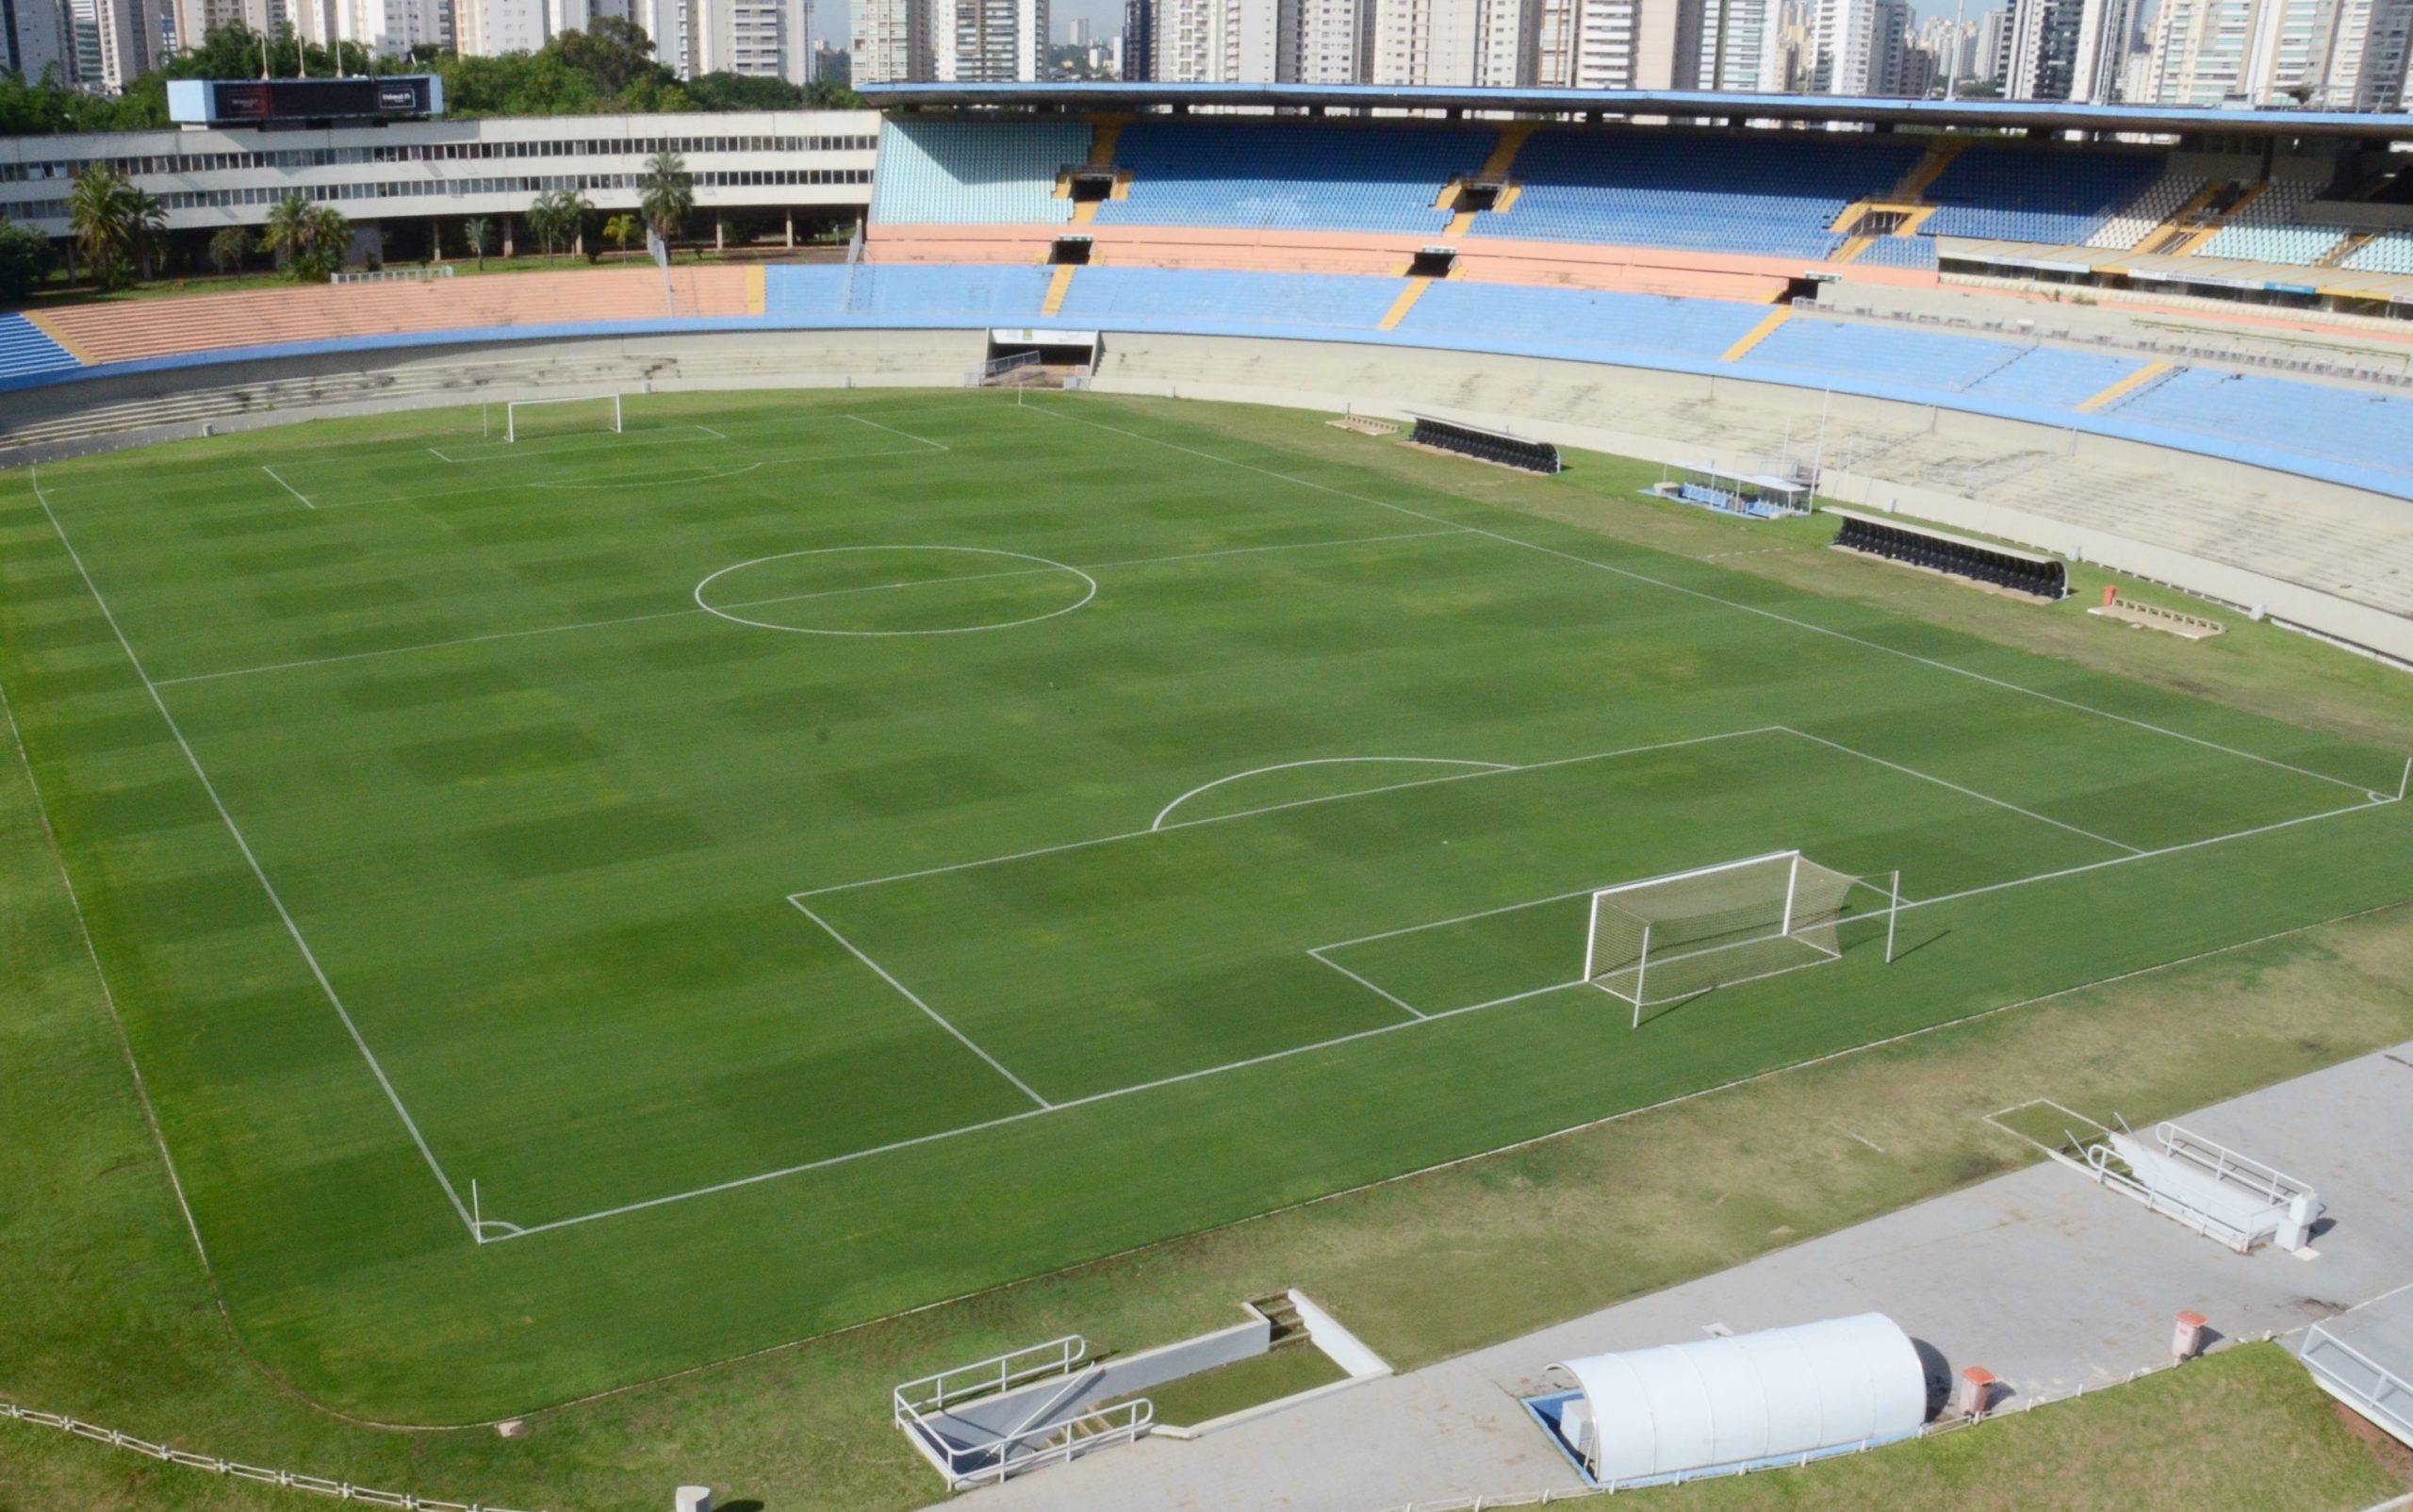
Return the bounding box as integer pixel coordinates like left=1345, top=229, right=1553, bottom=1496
left=0, top=314, right=79, bottom=380
left=869, top=119, right=1087, bottom=225
left=845, top=264, right=1052, bottom=319
left=2085, top=171, right=2208, bottom=251
left=1091, top=121, right=1486, bottom=235
left=2194, top=177, right=2341, bottom=264
left=2345, top=232, right=2413, bottom=274
left=1744, top=318, right=2033, bottom=392
left=1472, top=130, right=1922, bottom=259
left=2105, top=368, right=2413, bottom=470
left=1393, top=281, right=1770, bottom=356
left=1920, top=146, right=2161, bottom=244
left=27, top=267, right=751, bottom=369
left=1960, top=346, right=2147, bottom=408
left=1854, top=237, right=1939, bottom=270
left=1057, top=268, right=1403, bottom=329
left=763, top=264, right=850, bottom=316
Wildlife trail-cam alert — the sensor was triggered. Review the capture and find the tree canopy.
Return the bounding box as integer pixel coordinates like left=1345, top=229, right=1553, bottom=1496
left=0, top=22, right=865, bottom=137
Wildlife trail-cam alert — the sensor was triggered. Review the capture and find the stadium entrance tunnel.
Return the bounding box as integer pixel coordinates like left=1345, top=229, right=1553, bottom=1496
left=694, top=546, right=1097, bottom=636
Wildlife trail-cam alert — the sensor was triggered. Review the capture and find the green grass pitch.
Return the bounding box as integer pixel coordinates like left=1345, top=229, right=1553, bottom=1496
left=4, top=388, right=2408, bottom=1422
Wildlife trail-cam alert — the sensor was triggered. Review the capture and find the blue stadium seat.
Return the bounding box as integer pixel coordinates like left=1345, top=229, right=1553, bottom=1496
left=1397, top=281, right=1770, bottom=356
left=845, top=265, right=1053, bottom=320
left=1961, top=347, right=2144, bottom=408
left=0, top=314, right=78, bottom=381
left=1854, top=237, right=1938, bottom=270
left=1472, top=130, right=1924, bottom=260
left=871, top=119, right=1087, bottom=225
left=1059, top=268, right=1403, bottom=329
left=1092, top=121, right=1488, bottom=235
left=2105, top=369, right=2413, bottom=476
left=1745, top=318, right=2031, bottom=390
left=1919, top=147, right=2161, bottom=244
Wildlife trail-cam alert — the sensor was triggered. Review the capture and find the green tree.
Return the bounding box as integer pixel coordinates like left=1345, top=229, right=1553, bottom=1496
left=638, top=148, right=694, bottom=254
left=259, top=192, right=352, bottom=283
left=461, top=217, right=494, bottom=271
left=602, top=212, right=644, bottom=259
left=206, top=225, right=252, bottom=276
left=525, top=188, right=594, bottom=262
left=682, top=71, right=805, bottom=110
left=67, top=164, right=145, bottom=290
left=0, top=217, right=58, bottom=300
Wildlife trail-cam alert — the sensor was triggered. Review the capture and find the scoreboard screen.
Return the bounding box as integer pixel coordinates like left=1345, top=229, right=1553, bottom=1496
left=167, top=75, right=443, bottom=126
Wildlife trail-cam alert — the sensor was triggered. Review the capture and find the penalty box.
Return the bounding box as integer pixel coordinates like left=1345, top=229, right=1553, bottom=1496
left=793, top=727, right=2124, bottom=1108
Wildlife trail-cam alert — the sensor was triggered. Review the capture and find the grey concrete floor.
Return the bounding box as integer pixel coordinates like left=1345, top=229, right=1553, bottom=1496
left=929, top=1040, right=2413, bottom=1512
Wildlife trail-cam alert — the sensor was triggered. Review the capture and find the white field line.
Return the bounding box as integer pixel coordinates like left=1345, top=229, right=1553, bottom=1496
left=489, top=888, right=2409, bottom=1244
left=259, top=464, right=316, bottom=510
left=1304, top=946, right=1430, bottom=1020
left=529, top=462, right=765, bottom=490
left=795, top=728, right=1788, bottom=902
left=26, top=467, right=478, bottom=1240
left=788, top=902, right=1051, bottom=1109
left=1779, top=726, right=2145, bottom=856
left=0, top=675, right=218, bottom=1280
left=299, top=445, right=938, bottom=513
left=427, top=422, right=730, bottom=464
left=1153, top=757, right=1514, bottom=831
left=151, top=528, right=1473, bottom=687
left=1021, top=399, right=2381, bottom=798
left=845, top=413, right=951, bottom=452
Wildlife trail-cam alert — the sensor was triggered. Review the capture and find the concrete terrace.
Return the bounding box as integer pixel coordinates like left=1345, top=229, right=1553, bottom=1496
left=939, top=1041, right=2413, bottom=1511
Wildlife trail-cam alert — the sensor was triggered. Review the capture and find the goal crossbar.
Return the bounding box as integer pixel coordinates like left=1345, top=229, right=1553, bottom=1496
left=1583, top=850, right=1900, bottom=1026
left=504, top=392, right=623, bottom=443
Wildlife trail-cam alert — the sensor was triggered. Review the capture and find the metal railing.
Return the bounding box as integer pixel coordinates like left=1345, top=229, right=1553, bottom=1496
left=332, top=266, right=456, bottom=285
left=2301, top=1324, right=2413, bottom=1443
left=1, top=1401, right=538, bottom=1511
left=892, top=1334, right=1157, bottom=1489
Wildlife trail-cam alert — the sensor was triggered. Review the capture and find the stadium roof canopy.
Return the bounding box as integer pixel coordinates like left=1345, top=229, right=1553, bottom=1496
left=861, top=81, right=2413, bottom=143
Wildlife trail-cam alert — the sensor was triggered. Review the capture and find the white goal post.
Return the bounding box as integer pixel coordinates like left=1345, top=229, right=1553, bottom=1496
left=1584, top=850, right=1901, bottom=1027
left=504, top=392, right=623, bottom=443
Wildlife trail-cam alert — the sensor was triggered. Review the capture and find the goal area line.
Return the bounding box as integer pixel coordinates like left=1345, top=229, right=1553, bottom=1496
left=473, top=747, right=2404, bottom=1245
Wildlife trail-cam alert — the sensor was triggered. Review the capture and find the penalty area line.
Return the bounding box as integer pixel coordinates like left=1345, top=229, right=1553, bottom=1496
left=788, top=900, right=1051, bottom=1110
left=845, top=414, right=951, bottom=452
left=260, top=465, right=316, bottom=510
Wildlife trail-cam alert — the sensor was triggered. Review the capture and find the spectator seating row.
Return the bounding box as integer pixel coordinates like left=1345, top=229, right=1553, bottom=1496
left=2345, top=232, right=2413, bottom=274
left=0, top=313, right=78, bottom=380
left=2194, top=178, right=2341, bottom=264
left=1855, top=237, right=1939, bottom=270
left=2084, top=170, right=2205, bottom=250
left=1471, top=130, right=1921, bottom=259
left=870, top=119, right=1087, bottom=225
left=2105, top=368, right=2413, bottom=472
left=1394, top=280, right=1770, bottom=354
left=1920, top=146, right=2163, bottom=244
left=1058, top=267, right=1405, bottom=328
left=1092, top=122, right=1489, bottom=235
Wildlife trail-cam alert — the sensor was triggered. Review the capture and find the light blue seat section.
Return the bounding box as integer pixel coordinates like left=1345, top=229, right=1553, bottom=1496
left=1961, top=346, right=2142, bottom=407
left=763, top=264, right=850, bottom=315
left=1475, top=131, right=1922, bottom=260
left=0, top=314, right=77, bottom=380
left=2106, top=369, right=2413, bottom=475
left=843, top=264, right=1052, bottom=320
left=1921, top=148, right=2161, bottom=243
left=1396, top=281, right=1770, bottom=356
left=2344, top=232, right=2413, bottom=274
left=1092, top=121, right=1486, bottom=234
left=1855, top=236, right=1938, bottom=270
left=1748, top=318, right=2029, bottom=391
left=2197, top=222, right=2343, bottom=264
left=870, top=118, right=1086, bottom=225
left=1059, top=268, right=1403, bottom=329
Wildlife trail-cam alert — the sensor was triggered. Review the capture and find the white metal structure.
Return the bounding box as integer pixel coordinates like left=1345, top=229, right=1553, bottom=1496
left=1551, top=1313, right=1928, bottom=1487
left=893, top=1336, right=1156, bottom=1490
left=2079, top=1120, right=2320, bottom=1252
left=505, top=393, right=622, bottom=443
left=2301, top=1323, right=2413, bottom=1447
left=1583, top=850, right=1899, bottom=1026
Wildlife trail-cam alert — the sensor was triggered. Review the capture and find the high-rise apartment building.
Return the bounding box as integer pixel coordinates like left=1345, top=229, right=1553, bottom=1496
left=2147, top=0, right=2341, bottom=104
left=1534, top=0, right=1689, bottom=88
left=1293, top=0, right=1373, bottom=78
left=852, top=0, right=931, bottom=79
left=1807, top=0, right=1910, bottom=92
left=2004, top=0, right=2132, bottom=98
left=1691, top=0, right=1786, bottom=87
left=1367, top=0, right=1530, bottom=84
left=5, top=0, right=71, bottom=80
left=933, top=0, right=1046, bottom=79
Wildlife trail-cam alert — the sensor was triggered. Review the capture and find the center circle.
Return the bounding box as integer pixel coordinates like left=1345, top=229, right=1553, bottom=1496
left=693, top=546, right=1097, bottom=637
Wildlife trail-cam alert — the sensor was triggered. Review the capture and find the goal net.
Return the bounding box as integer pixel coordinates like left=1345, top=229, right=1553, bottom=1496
left=505, top=393, right=623, bottom=443
left=1584, top=850, right=1897, bottom=1025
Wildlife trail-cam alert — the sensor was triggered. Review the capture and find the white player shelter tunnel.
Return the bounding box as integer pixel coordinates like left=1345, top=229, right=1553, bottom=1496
left=1527, top=1313, right=1928, bottom=1488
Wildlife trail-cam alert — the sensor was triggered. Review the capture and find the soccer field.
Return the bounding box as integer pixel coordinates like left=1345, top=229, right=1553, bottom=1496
left=5, top=388, right=2408, bottom=1421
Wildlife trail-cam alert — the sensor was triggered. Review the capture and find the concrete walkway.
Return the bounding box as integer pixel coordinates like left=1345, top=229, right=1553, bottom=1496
left=934, top=1042, right=2413, bottom=1511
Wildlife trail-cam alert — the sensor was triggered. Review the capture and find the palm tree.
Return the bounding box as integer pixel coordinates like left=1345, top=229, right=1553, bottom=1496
left=602, top=212, right=643, bottom=260
left=126, top=189, right=167, bottom=281
left=525, top=189, right=593, bottom=263
left=258, top=192, right=353, bottom=283
left=66, top=164, right=141, bottom=291
left=461, top=217, right=493, bottom=271
left=638, top=149, right=694, bottom=256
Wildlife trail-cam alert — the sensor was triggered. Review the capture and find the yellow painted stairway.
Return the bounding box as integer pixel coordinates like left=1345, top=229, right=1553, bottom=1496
left=1379, top=273, right=1436, bottom=330
left=1440, top=123, right=1536, bottom=238
left=1042, top=264, right=1078, bottom=317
